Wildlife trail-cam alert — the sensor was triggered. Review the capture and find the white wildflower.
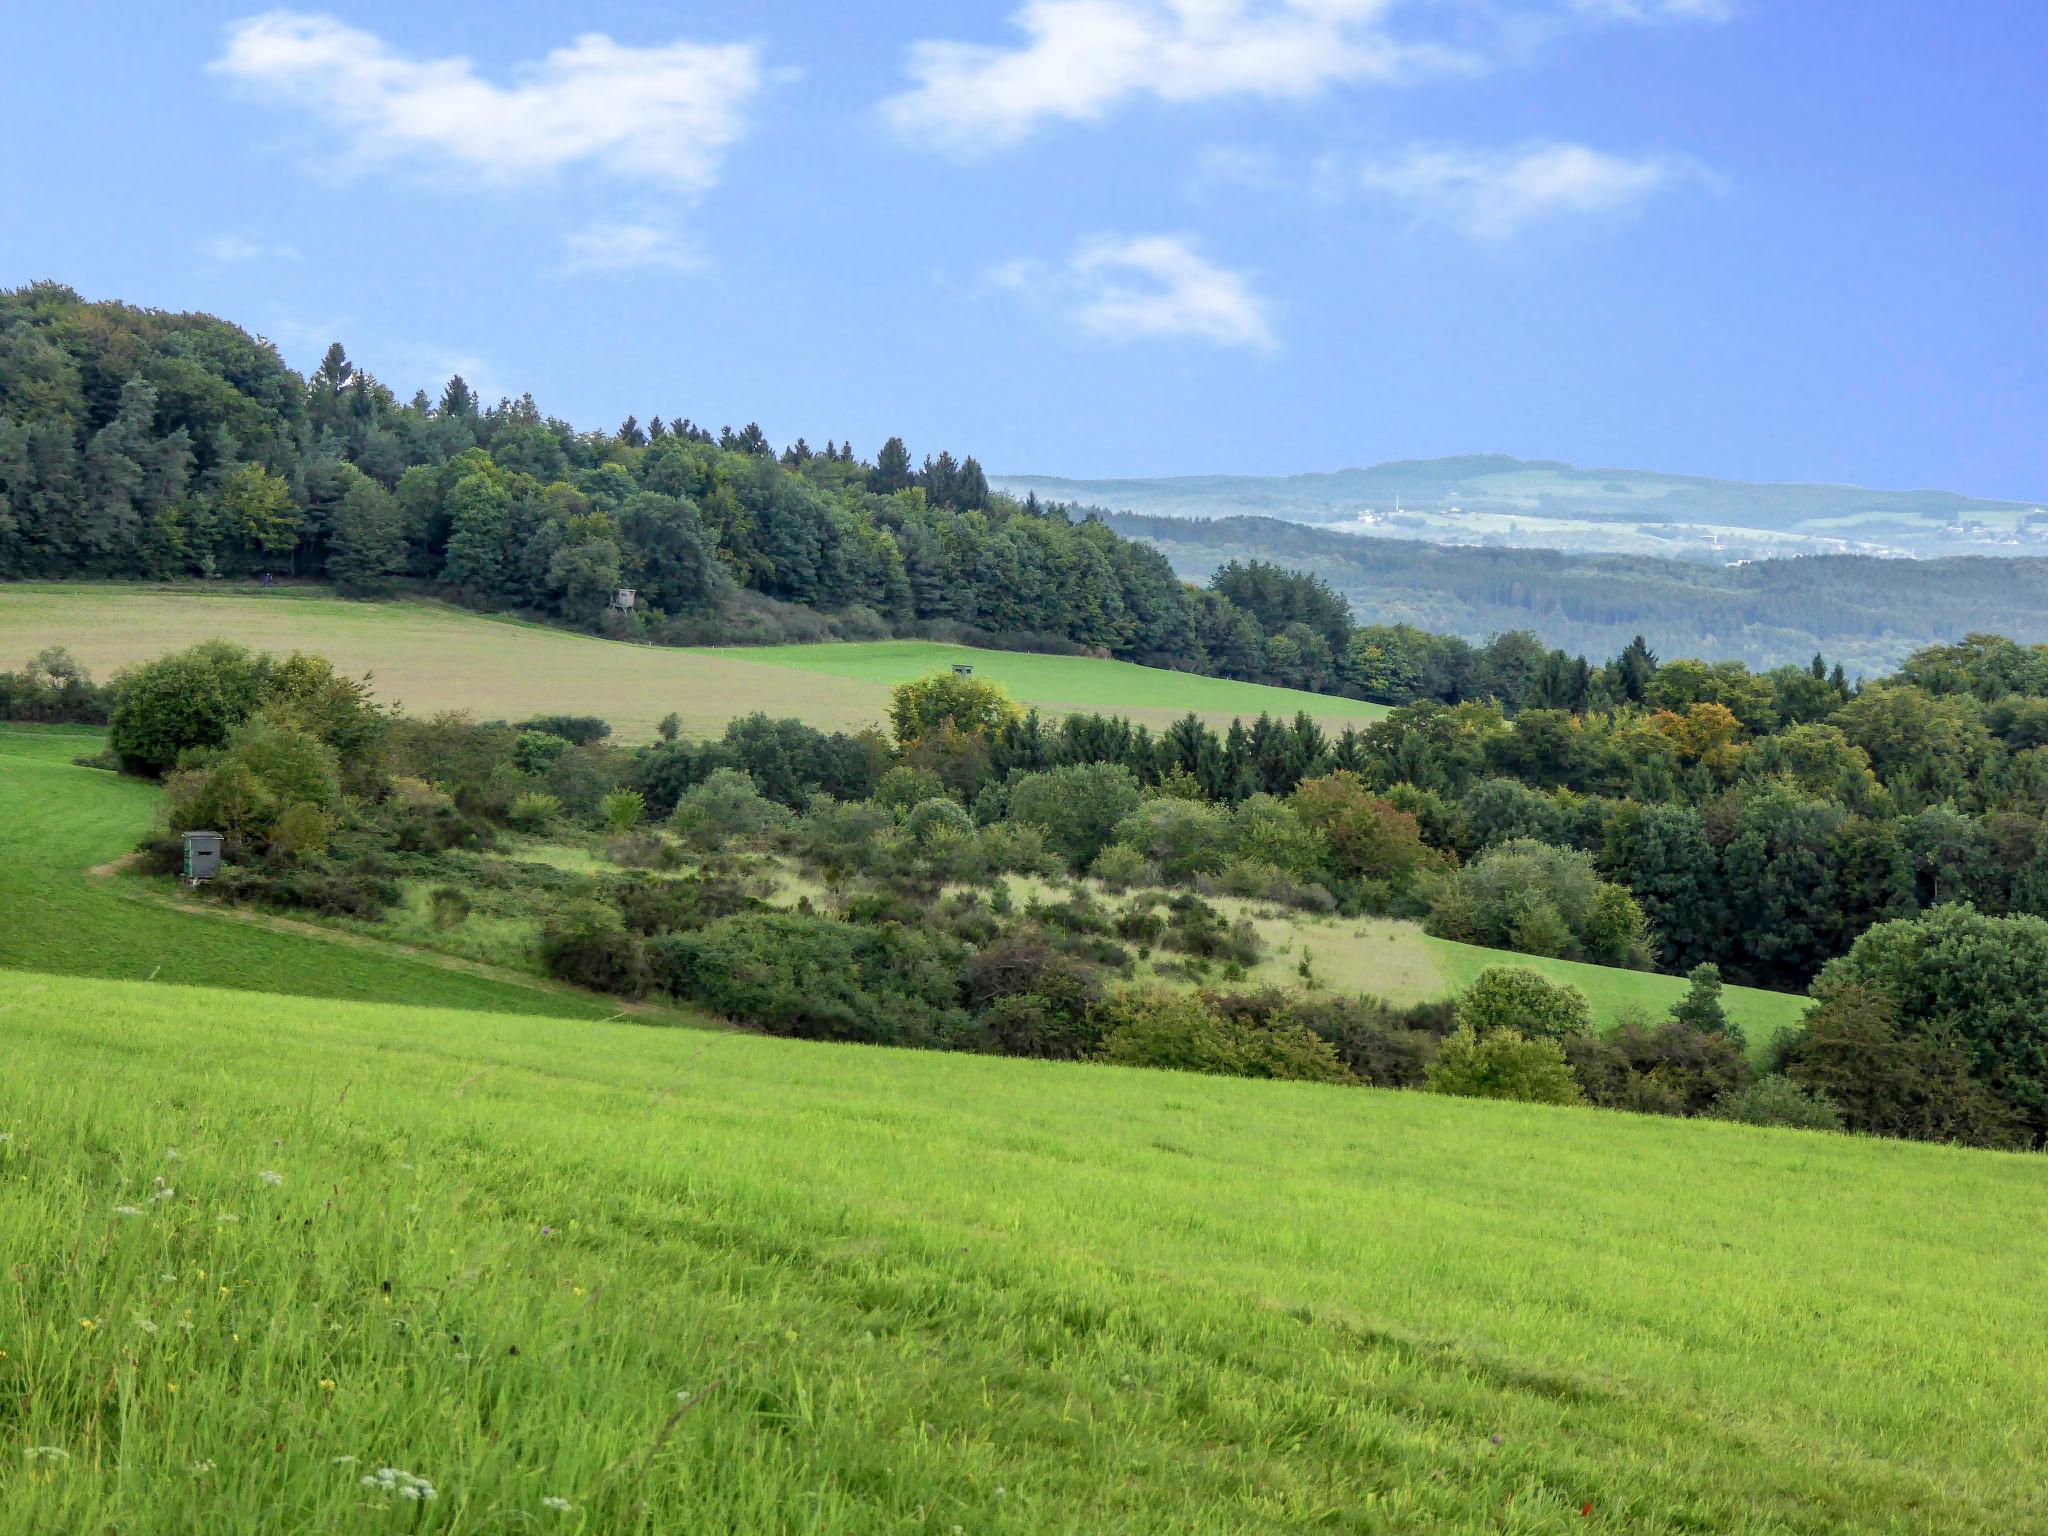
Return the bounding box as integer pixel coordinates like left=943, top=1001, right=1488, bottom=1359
left=24, top=1446, right=68, bottom=1462
left=258, top=1170, right=283, bottom=1186
left=542, top=1495, right=575, bottom=1513
left=216, top=1213, right=239, bottom=1224
left=165, top=1148, right=181, bottom=1161
left=149, top=1181, right=175, bottom=1203
left=189, top=1459, right=215, bottom=1476
left=332, top=1455, right=358, bottom=1466
left=133, top=1317, right=159, bottom=1335
left=360, top=1466, right=437, bottom=1502
left=113, top=1204, right=144, bottom=1217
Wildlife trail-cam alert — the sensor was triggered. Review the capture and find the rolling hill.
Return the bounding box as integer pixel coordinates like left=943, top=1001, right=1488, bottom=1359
left=0, top=584, right=1387, bottom=740
left=996, top=454, right=2048, bottom=560
left=4, top=965, right=2043, bottom=1533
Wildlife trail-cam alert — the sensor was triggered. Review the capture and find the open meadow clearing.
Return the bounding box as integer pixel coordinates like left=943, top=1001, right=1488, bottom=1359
left=1, top=967, right=2043, bottom=1534
left=0, top=584, right=1384, bottom=739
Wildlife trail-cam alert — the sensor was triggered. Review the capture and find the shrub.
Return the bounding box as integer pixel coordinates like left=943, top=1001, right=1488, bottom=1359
left=537, top=899, right=647, bottom=996
left=1453, top=967, right=1591, bottom=1043
left=1093, top=991, right=1351, bottom=1083
left=1005, top=763, right=1144, bottom=871
left=601, top=788, right=646, bottom=833
left=669, top=769, right=791, bottom=851
left=1425, top=1027, right=1583, bottom=1105
left=904, top=796, right=974, bottom=845
left=512, top=730, right=570, bottom=775
left=1230, top=795, right=1333, bottom=883
left=506, top=792, right=561, bottom=832
left=1290, top=773, right=1433, bottom=885
left=874, top=765, right=946, bottom=810
left=108, top=641, right=271, bottom=776
left=888, top=670, right=1021, bottom=745
left=428, top=886, right=472, bottom=929
left=517, top=714, right=612, bottom=745
left=1711, top=1075, right=1842, bottom=1131
left=1112, top=798, right=1232, bottom=883
left=614, top=875, right=760, bottom=936
left=1208, top=988, right=1446, bottom=1088
left=1780, top=984, right=2028, bottom=1148
left=660, top=912, right=971, bottom=1048
left=1091, top=843, right=1153, bottom=891
left=268, top=802, right=333, bottom=861
left=1815, top=904, right=2048, bottom=1140
left=0, top=646, right=106, bottom=724
left=1567, top=1014, right=1750, bottom=1116
left=1426, top=839, right=1653, bottom=968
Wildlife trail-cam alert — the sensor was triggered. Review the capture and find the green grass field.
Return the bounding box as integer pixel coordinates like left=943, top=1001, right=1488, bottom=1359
left=0, top=583, right=1384, bottom=738
left=0, top=726, right=612, bottom=1018
left=693, top=639, right=1390, bottom=728
left=2, top=966, right=2042, bottom=1534
left=1238, top=909, right=1809, bottom=1056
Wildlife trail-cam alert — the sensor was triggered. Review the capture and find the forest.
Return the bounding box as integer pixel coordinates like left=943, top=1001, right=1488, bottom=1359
left=1100, top=510, right=2048, bottom=675
left=10, top=280, right=2023, bottom=710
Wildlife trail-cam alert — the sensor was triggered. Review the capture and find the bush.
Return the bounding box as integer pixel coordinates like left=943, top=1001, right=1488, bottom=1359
left=428, top=886, right=472, bottom=929
left=0, top=646, right=106, bottom=724
left=506, top=792, right=561, bottom=832
left=517, top=714, right=612, bottom=745
left=1426, top=839, right=1653, bottom=968
left=1004, top=763, right=1144, bottom=871
left=1208, top=988, right=1447, bottom=1088
left=1815, top=904, right=2048, bottom=1141
left=669, top=769, right=791, bottom=851
left=601, top=788, right=646, bottom=833
left=874, top=765, right=946, bottom=810
left=1093, top=991, right=1352, bottom=1083
left=211, top=863, right=399, bottom=918
left=1780, top=984, right=2028, bottom=1149
left=1112, top=798, right=1232, bottom=883
left=1453, top=967, right=1591, bottom=1043
left=512, top=730, right=570, bottom=775
left=108, top=641, right=271, bottom=776
left=613, top=875, right=760, bottom=936
left=268, top=802, right=333, bottom=861
left=659, top=912, right=971, bottom=1048
left=537, top=899, right=647, bottom=996
left=1671, top=961, right=1742, bottom=1047
left=1425, top=1027, right=1583, bottom=1105
left=1566, top=1014, right=1750, bottom=1116
left=1091, top=843, right=1154, bottom=891
left=888, top=670, right=1021, bottom=744
left=1290, top=773, right=1430, bottom=887
left=1710, top=1075, right=1842, bottom=1131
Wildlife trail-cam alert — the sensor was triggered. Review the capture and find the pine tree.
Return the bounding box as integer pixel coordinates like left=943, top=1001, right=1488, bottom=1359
left=871, top=436, right=913, bottom=494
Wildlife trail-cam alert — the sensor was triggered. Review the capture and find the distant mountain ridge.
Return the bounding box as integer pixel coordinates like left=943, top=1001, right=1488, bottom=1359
left=994, top=455, right=2047, bottom=561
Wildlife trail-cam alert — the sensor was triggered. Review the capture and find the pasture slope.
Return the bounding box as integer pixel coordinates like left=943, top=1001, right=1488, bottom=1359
left=0, top=725, right=613, bottom=1017
left=2, top=968, right=2042, bottom=1534
left=0, top=582, right=1388, bottom=738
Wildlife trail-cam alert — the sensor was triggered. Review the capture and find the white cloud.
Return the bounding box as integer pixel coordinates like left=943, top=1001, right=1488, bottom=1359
left=995, top=234, right=1277, bottom=349
left=1354, top=141, right=1704, bottom=240
left=1568, top=0, right=1733, bottom=21
left=882, top=1, right=1469, bottom=153
left=211, top=11, right=762, bottom=191
left=201, top=233, right=301, bottom=263
left=559, top=223, right=700, bottom=275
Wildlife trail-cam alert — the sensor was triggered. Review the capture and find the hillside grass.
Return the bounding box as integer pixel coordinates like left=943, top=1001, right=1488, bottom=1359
left=0, top=726, right=614, bottom=1018
left=0, top=583, right=1382, bottom=738
left=2, top=967, right=2042, bottom=1534
left=692, top=639, right=1390, bottom=727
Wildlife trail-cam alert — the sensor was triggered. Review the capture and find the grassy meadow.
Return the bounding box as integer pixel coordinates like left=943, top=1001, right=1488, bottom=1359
left=0, top=583, right=1385, bottom=738
left=2, top=966, right=2043, bottom=1534
left=0, top=726, right=614, bottom=1018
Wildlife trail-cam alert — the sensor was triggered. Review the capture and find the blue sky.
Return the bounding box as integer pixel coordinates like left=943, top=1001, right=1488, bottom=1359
left=3, top=2, right=2041, bottom=496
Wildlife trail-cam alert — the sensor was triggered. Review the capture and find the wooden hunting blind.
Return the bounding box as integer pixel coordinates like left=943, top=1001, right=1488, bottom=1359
left=181, top=831, right=223, bottom=883
left=952, top=663, right=974, bottom=677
